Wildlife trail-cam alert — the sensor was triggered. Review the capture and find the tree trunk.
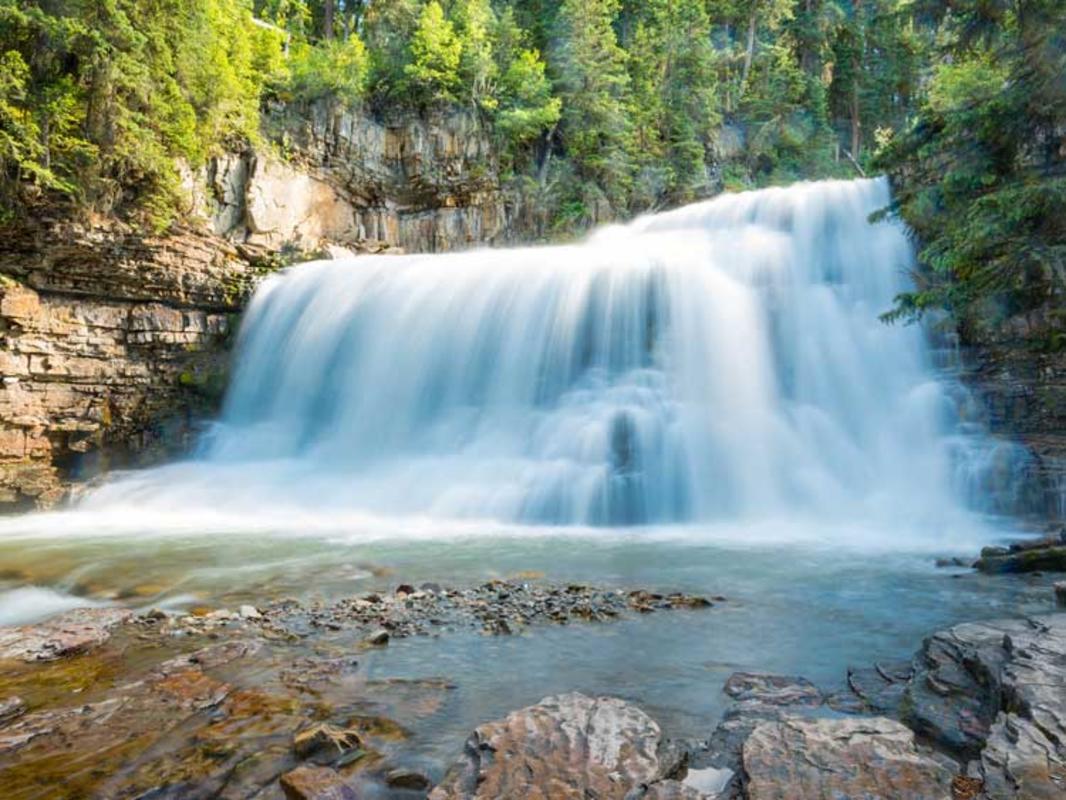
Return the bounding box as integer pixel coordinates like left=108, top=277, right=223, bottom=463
left=323, top=0, right=335, bottom=40
left=850, top=79, right=861, bottom=159
left=850, top=0, right=863, bottom=160
left=740, top=4, right=758, bottom=91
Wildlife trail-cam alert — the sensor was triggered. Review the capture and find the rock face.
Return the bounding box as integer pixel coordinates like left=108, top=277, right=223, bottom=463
left=206, top=104, right=525, bottom=256
left=901, top=615, right=1066, bottom=798
left=961, top=339, right=1066, bottom=521
left=0, top=219, right=255, bottom=509
left=429, top=692, right=707, bottom=800
left=0, top=106, right=534, bottom=510
left=742, top=716, right=955, bottom=800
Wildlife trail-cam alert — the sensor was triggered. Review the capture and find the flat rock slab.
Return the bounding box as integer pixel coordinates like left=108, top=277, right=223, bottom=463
left=723, top=672, right=822, bottom=707
left=429, top=692, right=708, bottom=800
left=0, top=608, right=132, bottom=661
left=742, top=716, right=955, bottom=800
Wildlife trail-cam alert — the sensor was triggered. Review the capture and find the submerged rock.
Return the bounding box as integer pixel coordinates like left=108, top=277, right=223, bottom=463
left=0, top=696, right=25, bottom=725
left=722, top=673, right=822, bottom=707
left=0, top=607, right=132, bottom=661
left=429, top=692, right=708, bottom=800
left=742, top=716, right=955, bottom=800
left=293, top=723, right=363, bottom=761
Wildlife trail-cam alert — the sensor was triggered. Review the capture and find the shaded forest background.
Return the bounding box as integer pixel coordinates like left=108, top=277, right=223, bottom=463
left=1, top=0, right=1063, bottom=330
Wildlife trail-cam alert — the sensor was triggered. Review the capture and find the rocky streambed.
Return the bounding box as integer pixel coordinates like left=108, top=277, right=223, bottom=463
left=0, top=564, right=1063, bottom=800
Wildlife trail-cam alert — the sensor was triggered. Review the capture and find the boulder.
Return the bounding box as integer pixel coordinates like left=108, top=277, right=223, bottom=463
left=428, top=692, right=709, bottom=800
left=742, top=716, right=955, bottom=800
left=689, top=672, right=831, bottom=799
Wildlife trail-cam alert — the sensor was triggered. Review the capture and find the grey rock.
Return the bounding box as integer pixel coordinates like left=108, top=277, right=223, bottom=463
left=742, top=716, right=955, bottom=800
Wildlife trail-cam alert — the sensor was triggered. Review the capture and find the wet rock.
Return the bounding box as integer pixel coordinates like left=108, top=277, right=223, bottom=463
left=385, top=767, right=431, bottom=790
left=636, top=780, right=708, bottom=799
left=934, top=557, right=971, bottom=568
left=841, top=660, right=913, bottom=715
left=429, top=692, right=707, bottom=799
left=900, top=615, right=1066, bottom=796
left=1054, top=580, right=1066, bottom=606
left=293, top=723, right=362, bottom=761
left=155, top=639, right=264, bottom=674
left=691, top=674, right=829, bottom=799
left=980, top=713, right=1066, bottom=799
left=239, top=605, right=262, bottom=620
left=722, top=673, right=822, bottom=707
left=279, top=766, right=358, bottom=800
left=0, top=607, right=132, bottom=661
left=365, top=629, right=389, bottom=646
left=742, top=716, right=956, bottom=800
left=975, top=542, right=1066, bottom=573
left=0, top=696, right=25, bottom=725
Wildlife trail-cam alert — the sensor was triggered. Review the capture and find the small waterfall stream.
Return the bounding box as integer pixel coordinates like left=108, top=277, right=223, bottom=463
left=77, top=177, right=1026, bottom=527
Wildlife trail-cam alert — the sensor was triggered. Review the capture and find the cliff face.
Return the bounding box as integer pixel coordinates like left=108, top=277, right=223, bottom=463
left=0, top=107, right=522, bottom=511
left=199, top=104, right=522, bottom=255
left=962, top=324, right=1066, bottom=521
left=0, top=220, right=256, bottom=509
left=1, top=104, right=1063, bottom=518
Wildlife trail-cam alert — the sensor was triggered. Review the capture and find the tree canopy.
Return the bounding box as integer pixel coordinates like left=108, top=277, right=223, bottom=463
left=2, top=0, right=1062, bottom=331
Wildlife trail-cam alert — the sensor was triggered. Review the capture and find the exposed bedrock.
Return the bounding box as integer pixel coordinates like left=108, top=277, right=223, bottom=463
left=0, top=106, right=527, bottom=511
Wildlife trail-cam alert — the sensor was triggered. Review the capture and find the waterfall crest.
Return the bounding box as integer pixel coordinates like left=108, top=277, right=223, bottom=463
left=126, top=176, right=987, bottom=527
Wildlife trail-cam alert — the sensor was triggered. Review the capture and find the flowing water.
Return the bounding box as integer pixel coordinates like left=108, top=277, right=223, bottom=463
left=0, top=177, right=1051, bottom=749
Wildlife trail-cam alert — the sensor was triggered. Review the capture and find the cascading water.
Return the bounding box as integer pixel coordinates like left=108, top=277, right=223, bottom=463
left=78, top=176, right=1018, bottom=528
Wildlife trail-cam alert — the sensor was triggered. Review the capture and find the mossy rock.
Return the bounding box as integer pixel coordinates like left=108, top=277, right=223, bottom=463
left=976, top=545, right=1066, bottom=574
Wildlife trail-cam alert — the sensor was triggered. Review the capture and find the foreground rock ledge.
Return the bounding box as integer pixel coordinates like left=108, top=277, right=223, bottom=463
left=742, top=716, right=954, bottom=800
left=429, top=692, right=703, bottom=800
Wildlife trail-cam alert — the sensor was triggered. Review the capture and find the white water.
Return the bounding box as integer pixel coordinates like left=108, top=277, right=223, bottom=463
left=63, top=177, right=1011, bottom=533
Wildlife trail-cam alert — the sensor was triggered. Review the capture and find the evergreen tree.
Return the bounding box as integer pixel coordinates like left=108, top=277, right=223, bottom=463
left=550, top=0, right=631, bottom=212
left=404, top=1, right=463, bottom=105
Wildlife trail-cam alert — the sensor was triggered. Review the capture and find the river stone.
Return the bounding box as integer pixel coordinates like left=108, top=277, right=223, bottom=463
left=428, top=692, right=709, bottom=800
left=279, top=765, right=358, bottom=800
left=742, top=716, right=955, bottom=800
left=0, top=607, right=132, bottom=661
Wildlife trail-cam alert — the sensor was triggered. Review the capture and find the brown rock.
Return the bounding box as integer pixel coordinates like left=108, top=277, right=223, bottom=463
left=742, top=716, right=955, bottom=800
left=0, top=607, right=132, bottom=661
left=279, top=766, right=358, bottom=800
left=293, top=722, right=362, bottom=760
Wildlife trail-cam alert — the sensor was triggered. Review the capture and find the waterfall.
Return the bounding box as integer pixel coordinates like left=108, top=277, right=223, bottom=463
left=82, top=177, right=1017, bottom=528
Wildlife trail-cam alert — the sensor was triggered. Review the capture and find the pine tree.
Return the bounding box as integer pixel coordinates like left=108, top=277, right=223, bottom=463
left=550, top=0, right=631, bottom=210
left=404, top=1, right=463, bottom=105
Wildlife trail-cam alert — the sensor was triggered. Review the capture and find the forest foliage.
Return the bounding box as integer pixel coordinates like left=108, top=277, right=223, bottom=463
left=1, top=0, right=1062, bottom=328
